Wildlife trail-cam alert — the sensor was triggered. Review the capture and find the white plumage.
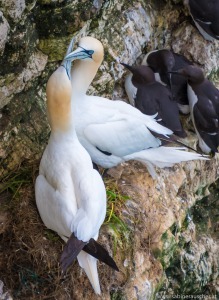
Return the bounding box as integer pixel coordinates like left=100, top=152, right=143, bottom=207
left=35, top=54, right=107, bottom=294
left=124, top=73, right=137, bottom=106
left=187, top=83, right=212, bottom=153
left=64, top=36, right=208, bottom=178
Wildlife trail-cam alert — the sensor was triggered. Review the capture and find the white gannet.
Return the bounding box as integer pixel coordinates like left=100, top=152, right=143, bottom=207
left=64, top=36, right=208, bottom=179
left=35, top=40, right=118, bottom=295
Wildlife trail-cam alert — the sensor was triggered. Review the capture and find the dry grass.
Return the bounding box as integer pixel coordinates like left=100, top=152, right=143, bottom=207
left=0, top=162, right=129, bottom=299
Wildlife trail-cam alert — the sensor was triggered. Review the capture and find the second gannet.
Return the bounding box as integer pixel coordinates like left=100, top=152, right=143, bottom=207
left=64, top=37, right=208, bottom=178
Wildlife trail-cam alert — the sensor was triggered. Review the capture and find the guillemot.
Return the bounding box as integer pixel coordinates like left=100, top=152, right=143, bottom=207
left=121, top=63, right=186, bottom=137
left=184, top=0, right=219, bottom=41
left=170, top=65, right=219, bottom=154
left=142, top=49, right=193, bottom=114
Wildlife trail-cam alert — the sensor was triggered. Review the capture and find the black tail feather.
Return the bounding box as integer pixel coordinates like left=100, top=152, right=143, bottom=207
left=159, top=134, right=208, bottom=157
left=83, top=239, right=119, bottom=272
left=60, top=234, right=119, bottom=273
left=60, top=233, right=86, bottom=274
left=149, top=128, right=208, bottom=157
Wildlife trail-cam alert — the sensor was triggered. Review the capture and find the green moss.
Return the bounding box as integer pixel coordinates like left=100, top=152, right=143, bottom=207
left=191, top=182, right=219, bottom=238
left=110, top=290, right=126, bottom=300
left=34, top=1, right=96, bottom=39
left=0, top=19, right=37, bottom=76
left=44, top=229, right=60, bottom=242
left=159, top=231, right=178, bottom=269
left=195, top=184, right=208, bottom=197
left=170, top=222, right=180, bottom=236
left=90, top=18, right=99, bottom=30
left=0, top=78, right=50, bottom=177
left=38, top=36, right=73, bottom=61
left=104, top=49, right=116, bottom=65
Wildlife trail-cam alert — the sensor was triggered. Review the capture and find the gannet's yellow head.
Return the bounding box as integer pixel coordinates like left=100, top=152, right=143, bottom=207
left=64, top=36, right=104, bottom=65
left=46, top=64, right=72, bottom=132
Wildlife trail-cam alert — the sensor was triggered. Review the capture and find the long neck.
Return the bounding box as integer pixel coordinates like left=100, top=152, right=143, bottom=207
left=70, top=59, right=100, bottom=96
left=47, top=96, right=75, bottom=134
left=46, top=68, right=75, bottom=136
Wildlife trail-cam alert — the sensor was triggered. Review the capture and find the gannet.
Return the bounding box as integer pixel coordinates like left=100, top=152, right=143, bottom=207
left=121, top=63, right=186, bottom=137
left=64, top=36, right=208, bottom=179
left=35, top=40, right=118, bottom=295
left=184, top=0, right=219, bottom=41
left=170, top=65, right=219, bottom=154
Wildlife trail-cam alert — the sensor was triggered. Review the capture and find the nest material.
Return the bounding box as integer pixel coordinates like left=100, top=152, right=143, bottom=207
left=0, top=163, right=116, bottom=300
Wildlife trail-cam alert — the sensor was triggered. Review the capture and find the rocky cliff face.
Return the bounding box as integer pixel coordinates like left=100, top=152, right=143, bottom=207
left=0, top=0, right=218, bottom=299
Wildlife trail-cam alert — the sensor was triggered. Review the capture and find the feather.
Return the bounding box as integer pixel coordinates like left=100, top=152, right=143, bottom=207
left=125, top=146, right=208, bottom=178
left=60, top=233, right=86, bottom=273
left=83, top=239, right=119, bottom=271
left=77, top=251, right=101, bottom=295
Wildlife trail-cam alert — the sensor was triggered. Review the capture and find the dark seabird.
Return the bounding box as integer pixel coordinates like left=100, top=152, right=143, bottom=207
left=142, top=49, right=193, bottom=114
left=142, top=49, right=175, bottom=87
left=122, top=63, right=186, bottom=138
left=170, top=65, right=219, bottom=154
left=185, top=0, right=219, bottom=41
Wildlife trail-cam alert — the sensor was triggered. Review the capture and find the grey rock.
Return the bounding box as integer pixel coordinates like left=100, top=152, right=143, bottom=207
left=0, top=11, right=10, bottom=56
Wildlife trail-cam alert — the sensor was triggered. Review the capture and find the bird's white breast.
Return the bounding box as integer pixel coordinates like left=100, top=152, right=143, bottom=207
left=193, top=20, right=215, bottom=42
left=187, top=84, right=211, bottom=153
left=124, top=73, right=137, bottom=106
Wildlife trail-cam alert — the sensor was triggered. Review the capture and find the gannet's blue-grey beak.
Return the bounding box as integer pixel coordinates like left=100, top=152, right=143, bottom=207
left=64, top=47, right=94, bottom=62
left=61, top=38, right=75, bottom=80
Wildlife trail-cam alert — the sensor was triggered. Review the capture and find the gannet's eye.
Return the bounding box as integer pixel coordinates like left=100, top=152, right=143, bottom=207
left=79, top=46, right=94, bottom=58
left=85, top=49, right=94, bottom=57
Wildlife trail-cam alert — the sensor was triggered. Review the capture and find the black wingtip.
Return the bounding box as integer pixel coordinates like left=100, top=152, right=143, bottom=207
left=60, top=233, right=86, bottom=274
left=159, top=134, right=210, bottom=157
left=60, top=234, right=119, bottom=273
left=83, top=239, right=119, bottom=272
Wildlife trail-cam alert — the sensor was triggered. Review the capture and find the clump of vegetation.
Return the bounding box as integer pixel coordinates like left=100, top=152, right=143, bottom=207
left=0, top=162, right=32, bottom=196
left=104, top=179, right=131, bottom=255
